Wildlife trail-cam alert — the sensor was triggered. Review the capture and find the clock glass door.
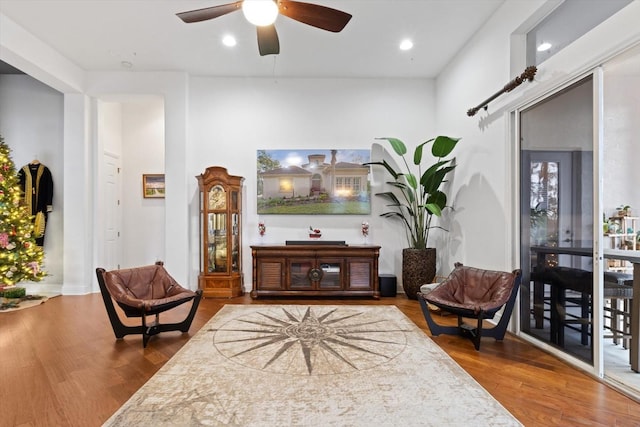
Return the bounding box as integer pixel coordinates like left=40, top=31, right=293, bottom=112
left=230, top=190, right=240, bottom=273
left=207, top=183, right=228, bottom=273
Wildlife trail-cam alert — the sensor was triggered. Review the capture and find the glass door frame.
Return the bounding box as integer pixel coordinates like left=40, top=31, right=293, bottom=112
left=510, top=68, right=605, bottom=379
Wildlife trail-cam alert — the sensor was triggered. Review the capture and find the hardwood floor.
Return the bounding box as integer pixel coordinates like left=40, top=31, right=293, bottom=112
left=1, top=293, right=640, bottom=427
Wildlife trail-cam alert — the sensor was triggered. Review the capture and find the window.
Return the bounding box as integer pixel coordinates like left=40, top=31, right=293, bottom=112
left=526, top=0, right=631, bottom=66
left=336, top=177, right=362, bottom=196
left=279, top=178, right=292, bottom=192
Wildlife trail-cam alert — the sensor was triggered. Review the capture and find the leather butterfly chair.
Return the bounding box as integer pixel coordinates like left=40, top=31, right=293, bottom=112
left=417, top=262, right=522, bottom=350
left=96, top=262, right=203, bottom=348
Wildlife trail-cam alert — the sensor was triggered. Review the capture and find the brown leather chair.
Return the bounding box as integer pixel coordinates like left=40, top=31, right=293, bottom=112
left=96, top=262, right=203, bottom=347
left=417, top=262, right=522, bottom=350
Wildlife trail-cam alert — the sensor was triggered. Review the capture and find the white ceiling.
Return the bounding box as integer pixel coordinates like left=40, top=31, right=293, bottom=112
left=0, top=0, right=505, bottom=78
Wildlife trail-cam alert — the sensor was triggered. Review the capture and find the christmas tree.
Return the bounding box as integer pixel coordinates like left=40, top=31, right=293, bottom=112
left=0, top=135, right=46, bottom=286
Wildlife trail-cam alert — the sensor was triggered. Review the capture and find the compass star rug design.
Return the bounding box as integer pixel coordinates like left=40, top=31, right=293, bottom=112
left=104, top=305, right=522, bottom=426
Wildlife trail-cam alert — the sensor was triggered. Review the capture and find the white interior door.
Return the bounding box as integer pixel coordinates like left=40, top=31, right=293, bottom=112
left=103, top=153, right=122, bottom=270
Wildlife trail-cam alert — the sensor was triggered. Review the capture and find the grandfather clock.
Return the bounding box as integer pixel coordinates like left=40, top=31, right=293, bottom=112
left=197, top=166, right=244, bottom=298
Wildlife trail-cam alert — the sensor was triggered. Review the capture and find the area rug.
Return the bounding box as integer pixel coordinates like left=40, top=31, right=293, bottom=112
left=104, top=305, right=522, bottom=426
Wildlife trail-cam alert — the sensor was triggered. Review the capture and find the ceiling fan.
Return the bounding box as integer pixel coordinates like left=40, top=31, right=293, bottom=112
left=176, top=0, right=352, bottom=56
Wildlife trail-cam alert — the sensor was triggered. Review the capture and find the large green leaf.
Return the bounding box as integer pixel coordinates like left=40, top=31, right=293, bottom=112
left=425, top=203, right=442, bottom=216
left=375, top=191, right=402, bottom=206
left=385, top=181, right=414, bottom=203
left=426, top=190, right=447, bottom=209
left=380, top=212, right=413, bottom=232
left=432, top=165, right=456, bottom=188
left=421, top=160, right=451, bottom=185
left=376, top=137, right=407, bottom=156
left=386, top=181, right=409, bottom=191
left=413, top=138, right=434, bottom=165
left=380, top=212, right=405, bottom=220
left=363, top=159, right=399, bottom=180
left=405, top=173, right=418, bottom=191
left=376, top=191, right=415, bottom=220
left=421, top=163, right=455, bottom=194
left=432, top=136, right=460, bottom=158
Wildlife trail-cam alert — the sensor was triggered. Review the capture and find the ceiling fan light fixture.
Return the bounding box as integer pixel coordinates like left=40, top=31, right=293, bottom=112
left=242, top=0, right=279, bottom=26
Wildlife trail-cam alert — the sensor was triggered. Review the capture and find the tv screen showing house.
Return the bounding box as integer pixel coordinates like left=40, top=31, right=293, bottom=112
left=257, top=149, right=371, bottom=215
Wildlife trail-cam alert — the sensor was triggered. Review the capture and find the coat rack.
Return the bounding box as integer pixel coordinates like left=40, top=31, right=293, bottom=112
left=467, top=66, right=537, bottom=117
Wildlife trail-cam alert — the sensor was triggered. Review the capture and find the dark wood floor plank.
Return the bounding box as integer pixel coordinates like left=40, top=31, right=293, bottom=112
left=1, top=293, right=639, bottom=426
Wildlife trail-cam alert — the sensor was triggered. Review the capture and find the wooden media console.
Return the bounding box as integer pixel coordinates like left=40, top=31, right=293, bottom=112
left=250, top=244, right=380, bottom=298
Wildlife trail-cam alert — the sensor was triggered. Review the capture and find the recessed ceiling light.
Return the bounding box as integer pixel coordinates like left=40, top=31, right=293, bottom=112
left=399, top=39, right=413, bottom=51
left=537, top=42, right=552, bottom=52
left=222, top=35, right=237, bottom=47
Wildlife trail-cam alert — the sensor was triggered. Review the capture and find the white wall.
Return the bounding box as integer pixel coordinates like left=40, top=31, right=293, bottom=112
left=434, top=1, right=545, bottom=273
left=98, top=101, right=123, bottom=156
left=186, top=77, right=435, bottom=289
left=62, top=93, right=94, bottom=295
left=0, top=74, right=64, bottom=294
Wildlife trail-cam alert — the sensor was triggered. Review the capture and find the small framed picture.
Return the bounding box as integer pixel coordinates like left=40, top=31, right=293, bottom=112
left=142, top=174, right=165, bottom=199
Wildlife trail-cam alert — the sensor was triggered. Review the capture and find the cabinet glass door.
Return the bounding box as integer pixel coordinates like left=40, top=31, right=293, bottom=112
left=289, top=260, right=314, bottom=289
left=231, top=189, right=238, bottom=211
left=319, top=261, right=342, bottom=289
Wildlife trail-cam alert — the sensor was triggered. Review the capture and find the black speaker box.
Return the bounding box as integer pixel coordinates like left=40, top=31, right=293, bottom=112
left=379, top=274, right=397, bottom=297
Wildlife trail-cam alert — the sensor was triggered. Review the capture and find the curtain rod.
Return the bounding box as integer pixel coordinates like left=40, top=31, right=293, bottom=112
left=467, top=66, right=537, bottom=117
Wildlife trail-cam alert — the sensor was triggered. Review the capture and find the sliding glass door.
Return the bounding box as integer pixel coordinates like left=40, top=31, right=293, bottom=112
left=600, top=44, right=640, bottom=394
left=519, top=76, right=597, bottom=365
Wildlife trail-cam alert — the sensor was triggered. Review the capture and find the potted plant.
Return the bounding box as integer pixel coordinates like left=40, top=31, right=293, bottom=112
left=617, top=204, right=632, bottom=217
left=365, top=135, right=460, bottom=299
left=530, top=203, right=549, bottom=244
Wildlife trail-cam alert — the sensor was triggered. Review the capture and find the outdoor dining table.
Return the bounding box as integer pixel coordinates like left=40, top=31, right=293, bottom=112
left=529, top=246, right=640, bottom=372
left=605, top=249, right=640, bottom=372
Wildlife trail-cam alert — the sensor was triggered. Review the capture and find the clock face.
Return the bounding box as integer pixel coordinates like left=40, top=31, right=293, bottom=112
left=208, top=185, right=226, bottom=210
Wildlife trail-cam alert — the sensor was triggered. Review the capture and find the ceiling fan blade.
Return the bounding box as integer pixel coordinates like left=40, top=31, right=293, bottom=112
left=278, top=0, right=352, bottom=32
left=257, top=25, right=280, bottom=56
left=176, top=1, right=242, bottom=23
